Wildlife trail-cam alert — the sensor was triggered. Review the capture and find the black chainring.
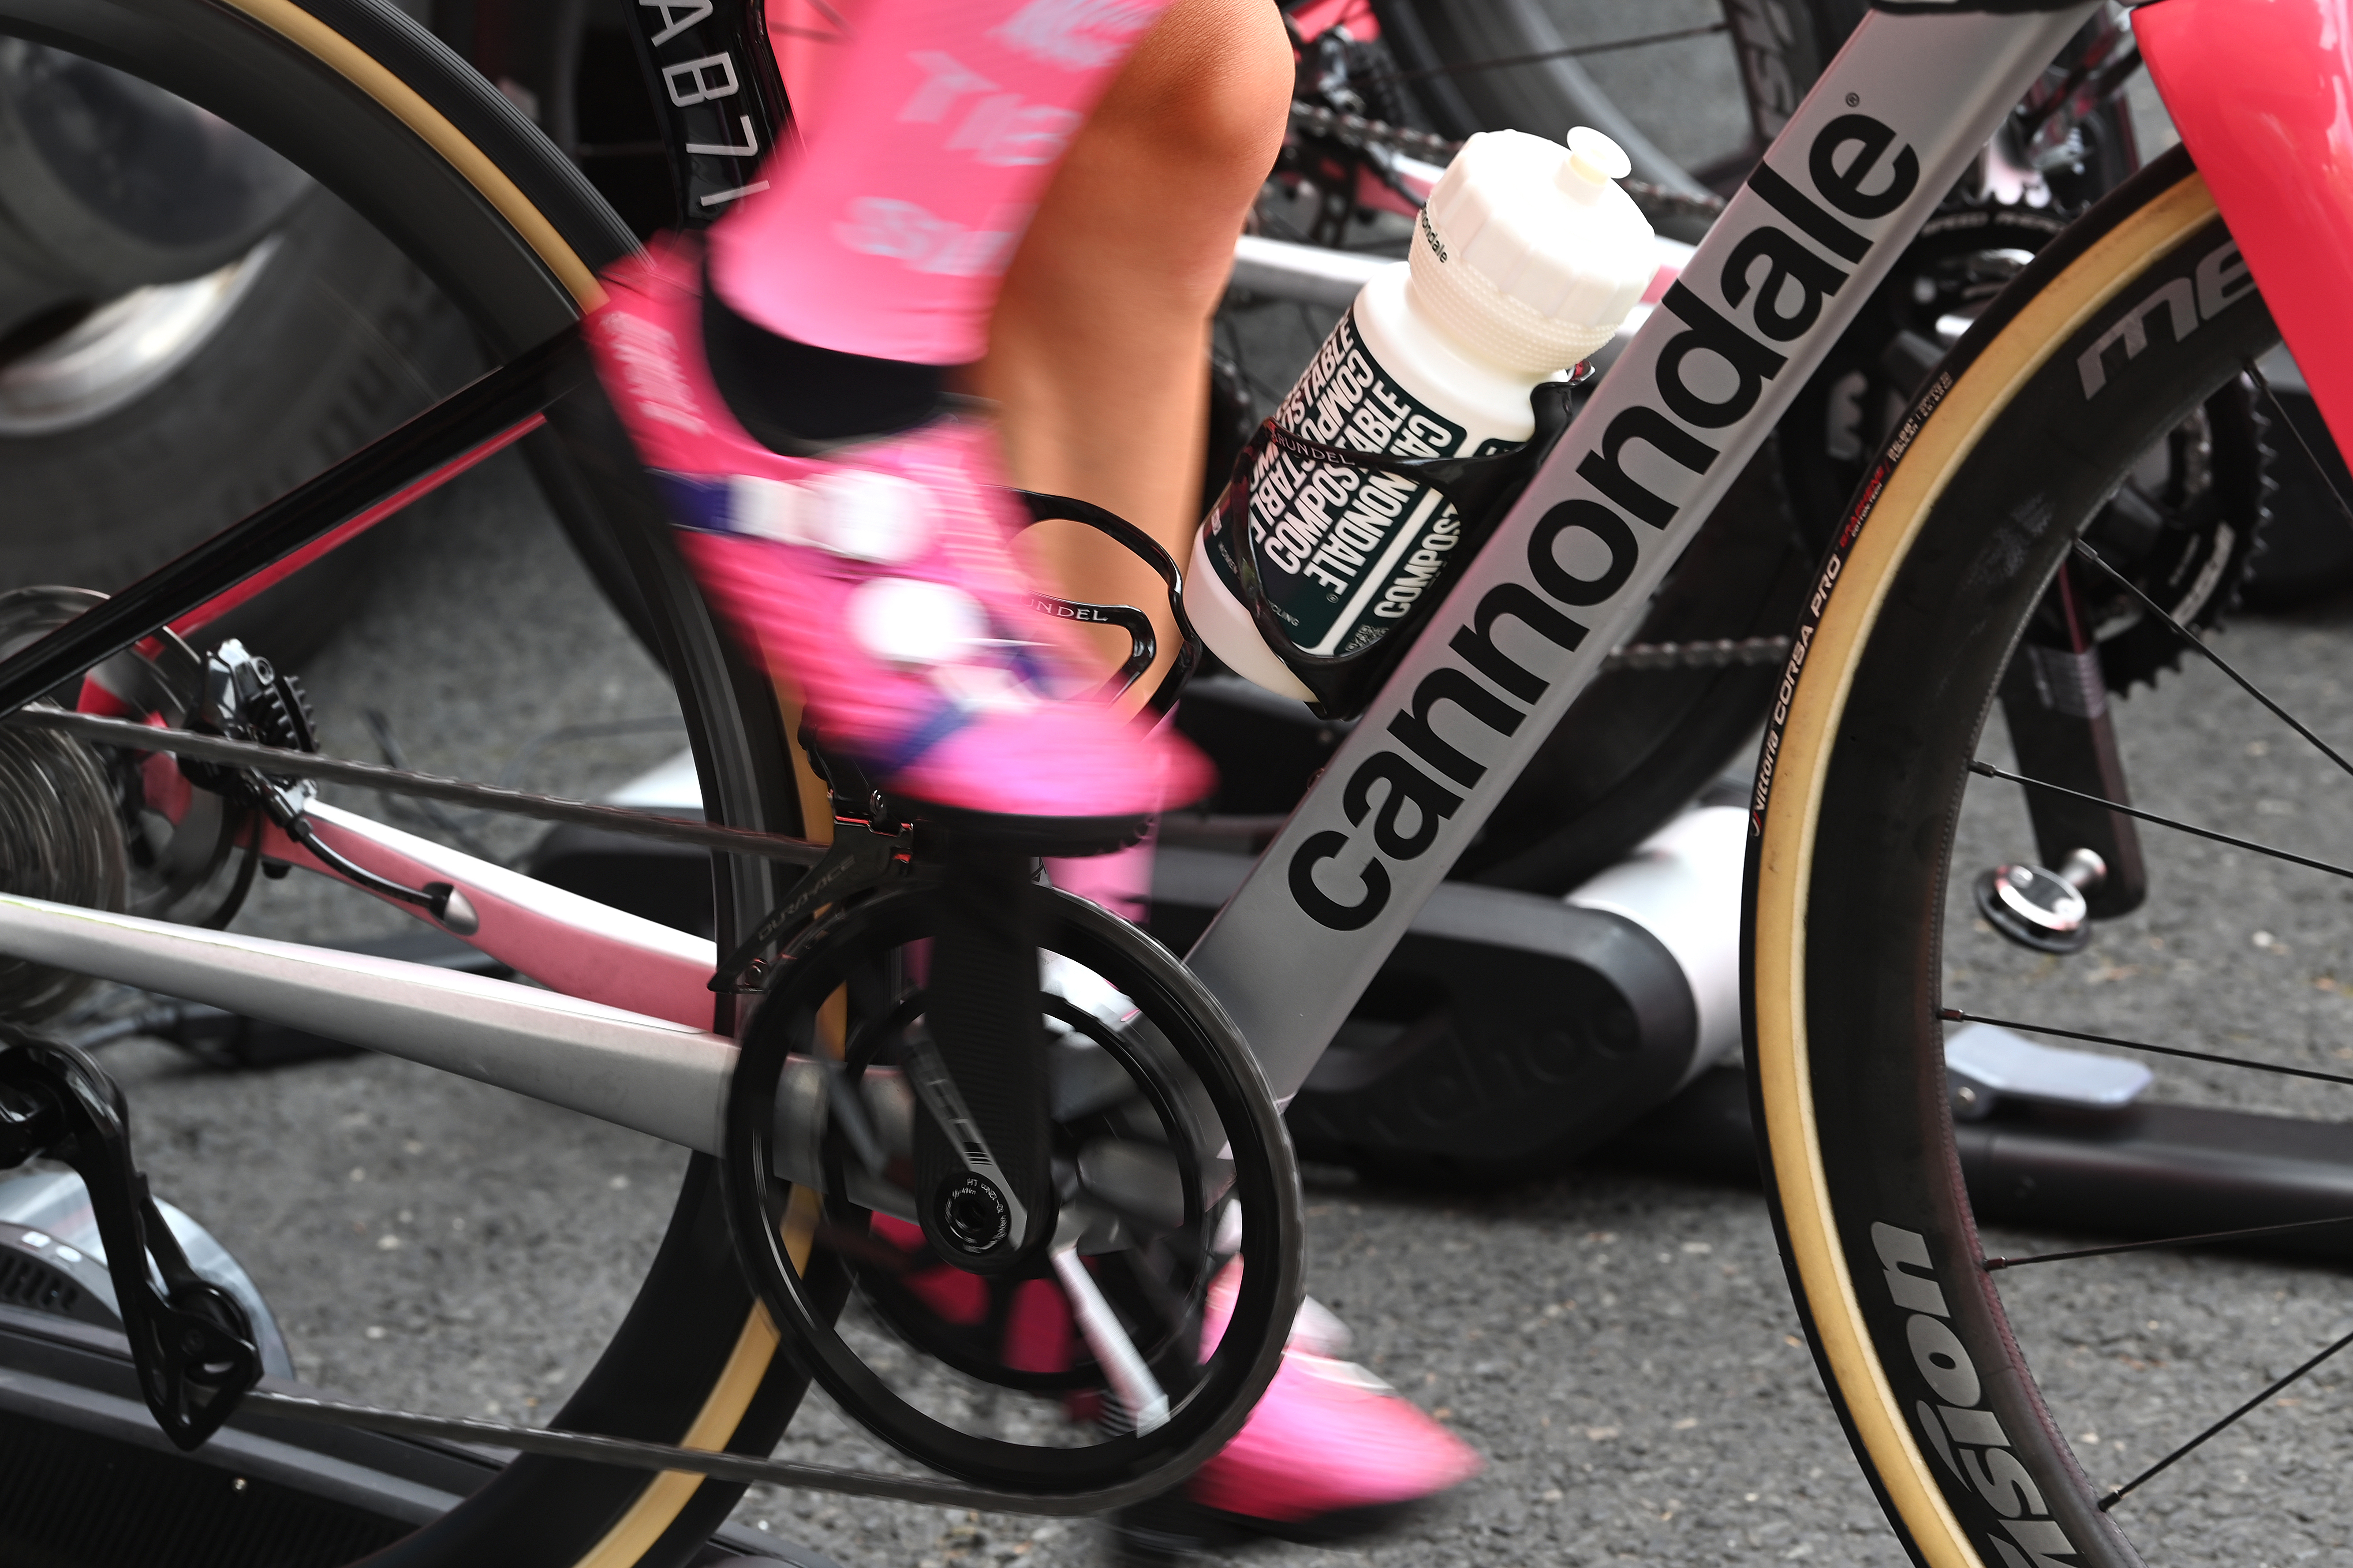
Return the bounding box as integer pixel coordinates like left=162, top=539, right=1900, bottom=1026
left=1780, top=195, right=2271, bottom=694
left=831, top=989, right=1203, bottom=1401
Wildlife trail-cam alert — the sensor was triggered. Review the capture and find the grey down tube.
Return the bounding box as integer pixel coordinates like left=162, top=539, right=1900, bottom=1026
left=1187, top=2, right=2098, bottom=1104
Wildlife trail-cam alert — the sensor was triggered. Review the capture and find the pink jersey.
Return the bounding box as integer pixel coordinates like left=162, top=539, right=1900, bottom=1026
left=710, top=0, right=1172, bottom=366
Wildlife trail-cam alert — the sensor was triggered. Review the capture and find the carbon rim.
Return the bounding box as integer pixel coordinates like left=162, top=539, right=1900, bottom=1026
left=1747, top=146, right=2301, bottom=1568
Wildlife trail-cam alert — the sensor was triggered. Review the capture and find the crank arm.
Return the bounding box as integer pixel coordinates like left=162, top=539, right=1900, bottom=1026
left=901, top=1022, right=1035, bottom=1247
left=0, top=1034, right=260, bottom=1448
left=1050, top=1204, right=1170, bottom=1432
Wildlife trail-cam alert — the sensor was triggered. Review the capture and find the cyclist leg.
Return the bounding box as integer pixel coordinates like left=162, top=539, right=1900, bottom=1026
left=591, top=0, right=1208, bottom=833
left=979, top=5, right=1481, bottom=1540
left=979, top=0, right=1291, bottom=700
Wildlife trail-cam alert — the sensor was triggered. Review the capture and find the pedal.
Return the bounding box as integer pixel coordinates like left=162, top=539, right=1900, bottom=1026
left=1973, top=846, right=2106, bottom=954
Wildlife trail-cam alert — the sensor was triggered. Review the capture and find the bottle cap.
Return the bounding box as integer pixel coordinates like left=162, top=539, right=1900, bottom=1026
left=1412, top=127, right=1656, bottom=375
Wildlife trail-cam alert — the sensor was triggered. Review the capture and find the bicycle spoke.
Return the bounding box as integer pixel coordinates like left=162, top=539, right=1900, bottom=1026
left=0, top=331, right=586, bottom=716
left=1982, top=1214, right=2353, bottom=1271
left=1967, top=759, right=2353, bottom=884
left=2071, top=538, right=2353, bottom=784
left=2099, top=1325, right=2353, bottom=1510
left=1938, top=1007, right=2353, bottom=1088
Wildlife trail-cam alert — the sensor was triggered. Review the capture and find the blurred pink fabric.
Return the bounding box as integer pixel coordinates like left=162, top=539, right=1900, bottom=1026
left=711, top=0, right=1172, bottom=364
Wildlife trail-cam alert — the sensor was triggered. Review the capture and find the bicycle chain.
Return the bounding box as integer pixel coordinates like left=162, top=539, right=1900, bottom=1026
left=242, top=1389, right=1158, bottom=1516
left=4, top=708, right=825, bottom=866
left=1286, top=100, right=1726, bottom=219
left=1602, top=635, right=1791, bottom=671
left=5, top=643, right=1772, bottom=885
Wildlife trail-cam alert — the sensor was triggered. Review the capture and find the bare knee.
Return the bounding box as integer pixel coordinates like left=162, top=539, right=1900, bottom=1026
left=1089, top=0, right=1294, bottom=198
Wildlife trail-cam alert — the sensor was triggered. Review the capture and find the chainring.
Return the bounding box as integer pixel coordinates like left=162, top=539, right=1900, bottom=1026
left=1781, top=195, right=2271, bottom=693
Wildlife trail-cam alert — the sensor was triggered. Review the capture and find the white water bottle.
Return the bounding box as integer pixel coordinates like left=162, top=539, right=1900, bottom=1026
left=1188, top=126, right=1658, bottom=702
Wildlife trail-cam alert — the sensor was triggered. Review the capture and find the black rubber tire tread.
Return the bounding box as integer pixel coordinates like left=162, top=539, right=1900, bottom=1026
left=0, top=192, right=477, bottom=665
left=1744, top=144, right=2275, bottom=1568
left=0, top=4, right=822, bottom=1565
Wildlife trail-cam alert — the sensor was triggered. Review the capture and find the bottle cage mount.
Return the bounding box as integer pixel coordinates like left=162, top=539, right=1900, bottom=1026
left=1209, top=377, right=1579, bottom=721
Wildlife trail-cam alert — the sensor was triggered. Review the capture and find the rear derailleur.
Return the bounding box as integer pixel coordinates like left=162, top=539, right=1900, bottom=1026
left=0, top=1029, right=260, bottom=1447
left=193, top=638, right=478, bottom=932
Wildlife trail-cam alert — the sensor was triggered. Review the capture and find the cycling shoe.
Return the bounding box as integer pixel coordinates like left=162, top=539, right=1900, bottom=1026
left=1113, top=1263, right=1481, bottom=1562
left=586, top=237, right=1210, bottom=848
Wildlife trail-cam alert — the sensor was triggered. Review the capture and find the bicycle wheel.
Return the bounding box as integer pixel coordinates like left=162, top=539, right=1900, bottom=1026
left=1748, top=143, right=2298, bottom=1567
left=0, top=3, right=824, bottom=1565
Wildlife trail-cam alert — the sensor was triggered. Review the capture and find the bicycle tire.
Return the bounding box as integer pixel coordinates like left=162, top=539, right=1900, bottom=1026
left=0, top=4, right=828, bottom=1565
left=1746, top=143, right=2275, bottom=1568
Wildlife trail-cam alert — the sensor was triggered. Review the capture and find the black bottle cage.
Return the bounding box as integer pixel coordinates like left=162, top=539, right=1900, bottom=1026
left=1012, top=489, right=1204, bottom=719
left=1210, top=377, right=1578, bottom=721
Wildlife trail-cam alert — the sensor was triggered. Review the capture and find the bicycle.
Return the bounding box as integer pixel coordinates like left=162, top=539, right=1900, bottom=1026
left=0, top=0, right=1306, bottom=1560
left=0, top=4, right=2316, bottom=1568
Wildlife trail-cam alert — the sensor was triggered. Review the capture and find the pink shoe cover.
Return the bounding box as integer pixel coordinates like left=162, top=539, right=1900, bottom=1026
left=1190, top=1262, right=1481, bottom=1527
left=586, top=236, right=1210, bottom=834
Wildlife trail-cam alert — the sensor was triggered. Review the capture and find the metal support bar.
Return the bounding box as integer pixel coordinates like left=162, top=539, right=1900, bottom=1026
left=0, top=893, right=735, bottom=1156
left=0, top=892, right=917, bottom=1213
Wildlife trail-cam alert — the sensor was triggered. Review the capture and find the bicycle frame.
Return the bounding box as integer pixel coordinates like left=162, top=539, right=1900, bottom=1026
left=0, top=0, right=2108, bottom=1146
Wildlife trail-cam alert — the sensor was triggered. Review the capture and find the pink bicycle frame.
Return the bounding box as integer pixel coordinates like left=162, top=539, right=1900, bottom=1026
left=2138, top=0, right=2353, bottom=453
